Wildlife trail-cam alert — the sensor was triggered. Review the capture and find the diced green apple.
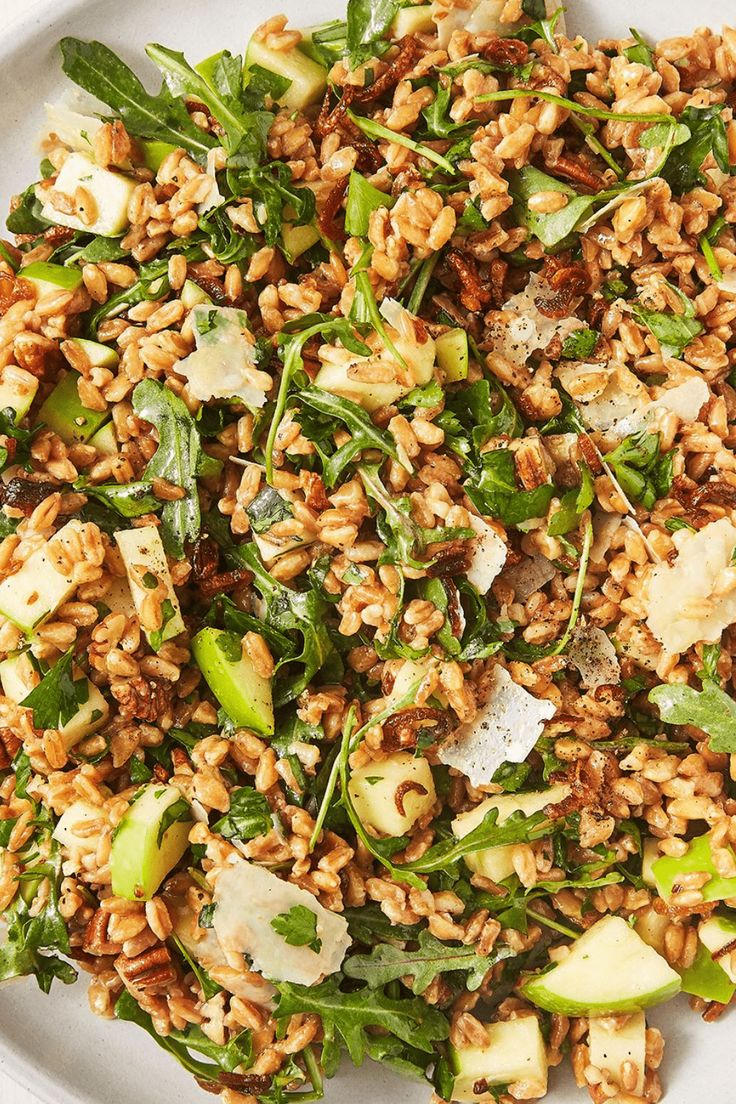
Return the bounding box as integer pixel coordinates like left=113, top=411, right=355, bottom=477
left=450, top=1016, right=548, bottom=1101
left=53, top=799, right=105, bottom=854
left=634, top=906, right=669, bottom=956
left=111, top=783, right=192, bottom=900
left=452, top=785, right=570, bottom=884
left=180, top=279, right=213, bottom=310
left=39, top=152, right=137, bottom=237
left=191, top=626, right=274, bottom=736
left=314, top=361, right=404, bottom=412
left=281, top=222, right=320, bottom=262
left=21, top=261, right=83, bottom=298
left=679, top=940, right=736, bottom=1004
left=348, top=751, right=436, bottom=837
left=653, top=833, right=736, bottom=905
left=0, top=365, right=39, bottom=422
left=140, top=139, right=179, bottom=173
left=0, top=521, right=90, bottom=634
left=65, top=337, right=120, bottom=371
left=522, top=915, right=681, bottom=1015
left=245, top=39, right=327, bottom=112
left=88, top=421, right=119, bottom=457
left=115, top=526, right=185, bottom=650
left=641, top=837, right=659, bottom=888
left=392, top=4, right=434, bottom=36
left=699, top=915, right=736, bottom=983
left=0, top=651, right=38, bottom=702
left=36, top=370, right=110, bottom=445
left=588, top=1012, right=645, bottom=1096
left=435, top=327, right=469, bottom=382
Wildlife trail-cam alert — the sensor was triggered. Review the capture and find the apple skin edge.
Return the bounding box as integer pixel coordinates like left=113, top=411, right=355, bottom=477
left=520, top=975, right=682, bottom=1017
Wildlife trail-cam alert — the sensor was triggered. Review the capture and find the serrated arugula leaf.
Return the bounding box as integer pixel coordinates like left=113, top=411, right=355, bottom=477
left=548, top=462, right=594, bottom=537
left=271, top=904, right=322, bottom=954
left=294, top=387, right=400, bottom=487
left=343, top=928, right=512, bottom=994
left=464, top=449, right=555, bottom=527
left=6, top=186, right=52, bottom=236
left=59, top=38, right=216, bottom=162
left=631, top=283, right=703, bottom=358
left=649, top=680, right=736, bottom=753
left=76, top=480, right=162, bottom=518
left=245, top=486, right=293, bottom=534
left=20, top=649, right=87, bottom=731
left=132, top=378, right=213, bottom=557
left=346, top=0, right=398, bottom=68
left=274, top=976, right=449, bottom=1066
left=115, top=990, right=252, bottom=1080
left=212, top=786, right=272, bottom=841
left=660, top=105, right=732, bottom=194
left=603, top=430, right=673, bottom=510
left=399, top=808, right=554, bottom=876
left=509, top=166, right=596, bottom=247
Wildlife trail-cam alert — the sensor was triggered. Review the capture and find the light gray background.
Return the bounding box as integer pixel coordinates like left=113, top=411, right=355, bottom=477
left=0, top=2, right=734, bottom=1104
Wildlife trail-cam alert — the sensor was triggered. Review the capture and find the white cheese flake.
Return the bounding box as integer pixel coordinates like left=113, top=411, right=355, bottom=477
left=197, top=148, right=225, bottom=214
left=212, top=857, right=351, bottom=987
left=568, top=623, right=621, bottom=689
left=494, top=273, right=582, bottom=368
left=556, top=360, right=647, bottom=434
left=177, top=306, right=272, bottom=407
left=645, top=518, right=736, bottom=653
left=438, top=665, right=556, bottom=787
left=466, top=514, right=507, bottom=595
left=502, top=553, right=556, bottom=602
left=615, top=376, right=709, bottom=438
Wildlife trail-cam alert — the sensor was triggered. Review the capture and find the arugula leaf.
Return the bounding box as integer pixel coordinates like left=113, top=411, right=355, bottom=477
left=631, top=285, right=703, bottom=358
left=271, top=905, right=322, bottom=954
left=464, top=449, right=555, bottom=527
left=603, top=431, right=674, bottom=510
left=245, top=486, right=293, bottom=534
left=59, top=39, right=216, bottom=162
left=398, top=807, right=555, bottom=876
left=344, top=170, right=394, bottom=237
left=346, top=0, right=398, bottom=68
left=343, top=929, right=512, bottom=994
left=301, top=20, right=348, bottom=68
left=660, top=105, right=732, bottom=194
left=274, top=976, right=449, bottom=1066
left=225, top=162, right=316, bottom=247
left=422, top=81, right=472, bottom=140
left=624, top=28, right=655, bottom=67
left=116, top=990, right=252, bottom=1080
left=294, top=387, right=400, bottom=487
left=478, top=87, right=671, bottom=125
left=700, top=215, right=727, bottom=281
left=6, top=186, right=52, bottom=236
left=212, top=786, right=272, bottom=841
left=347, top=109, right=456, bottom=175
left=548, top=462, right=594, bottom=537
left=649, top=680, right=736, bottom=753
left=20, top=649, right=88, bottom=731
left=521, top=0, right=547, bottom=17
left=132, top=379, right=212, bottom=557
left=561, top=328, right=600, bottom=359
left=76, top=480, right=162, bottom=518
left=0, top=412, right=32, bottom=474
left=509, top=166, right=596, bottom=248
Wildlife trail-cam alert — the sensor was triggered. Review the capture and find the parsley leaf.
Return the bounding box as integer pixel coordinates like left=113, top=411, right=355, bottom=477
left=624, top=28, right=655, bottom=68
left=271, top=905, right=322, bottom=954
left=212, top=786, right=272, bottom=841
left=59, top=38, right=216, bottom=162
left=561, top=328, right=600, bottom=359
left=132, top=379, right=214, bottom=557
left=548, top=462, right=594, bottom=537
left=19, top=649, right=88, bottom=731
left=343, top=928, right=512, bottom=994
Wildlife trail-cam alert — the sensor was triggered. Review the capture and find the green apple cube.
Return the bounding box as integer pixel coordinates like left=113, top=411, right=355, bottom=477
left=0, top=651, right=38, bottom=702
left=641, top=837, right=659, bottom=888
left=140, top=139, right=179, bottom=173
left=1, top=650, right=108, bottom=750
left=452, top=784, right=570, bottom=884
left=314, top=360, right=405, bottom=413
left=348, top=752, right=436, bottom=837
left=634, top=906, right=669, bottom=956
left=435, top=327, right=469, bottom=382
left=392, top=4, right=434, bottom=37
left=522, top=915, right=681, bottom=1015
left=0, top=521, right=89, bottom=633
left=588, top=1012, right=645, bottom=1095
left=21, top=261, right=84, bottom=297
left=679, top=939, right=736, bottom=1004
left=111, top=784, right=192, bottom=900
left=191, top=626, right=274, bottom=736
left=245, top=38, right=327, bottom=112
left=180, top=279, right=213, bottom=310
left=65, top=337, right=120, bottom=371
left=281, top=222, right=320, bottom=262
left=450, top=1016, right=548, bottom=1101
left=699, top=915, right=736, bottom=983
left=53, top=799, right=105, bottom=854
left=36, top=370, right=110, bottom=445
left=0, top=365, right=39, bottom=422
left=652, top=833, right=736, bottom=904
left=88, top=421, right=119, bottom=457
left=39, top=152, right=137, bottom=237
left=115, top=526, right=185, bottom=650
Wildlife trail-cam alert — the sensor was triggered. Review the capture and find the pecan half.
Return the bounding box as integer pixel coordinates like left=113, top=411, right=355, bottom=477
left=480, top=36, right=529, bottom=67
left=111, top=676, right=174, bottom=723
left=116, top=944, right=177, bottom=992
left=446, top=250, right=492, bottom=313
left=83, top=910, right=124, bottom=957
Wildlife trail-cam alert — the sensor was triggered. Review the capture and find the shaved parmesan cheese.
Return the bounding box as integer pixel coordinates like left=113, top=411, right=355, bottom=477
left=197, top=148, right=224, bottom=214
left=438, top=665, right=556, bottom=787
left=578, top=178, right=660, bottom=234
left=502, top=553, right=556, bottom=602
left=568, top=623, right=621, bottom=689
left=43, top=101, right=103, bottom=153
left=431, top=0, right=505, bottom=48
left=177, top=306, right=272, bottom=407
left=615, top=376, right=709, bottom=438
left=211, top=857, right=351, bottom=987
left=717, top=269, right=736, bottom=295
left=645, top=518, right=736, bottom=653
left=467, top=514, right=507, bottom=595
left=495, top=273, right=582, bottom=367
left=165, top=889, right=276, bottom=1006
left=591, top=511, right=623, bottom=563
left=556, top=360, right=647, bottom=434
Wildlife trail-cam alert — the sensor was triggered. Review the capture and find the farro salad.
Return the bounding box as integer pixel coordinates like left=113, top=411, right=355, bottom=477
left=1, top=1, right=736, bottom=1101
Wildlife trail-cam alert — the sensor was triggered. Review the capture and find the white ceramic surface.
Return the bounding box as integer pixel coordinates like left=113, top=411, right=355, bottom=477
left=0, top=1, right=734, bottom=1102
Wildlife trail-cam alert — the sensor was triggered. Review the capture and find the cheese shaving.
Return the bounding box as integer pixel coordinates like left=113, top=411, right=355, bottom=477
left=466, top=514, right=507, bottom=595
left=568, top=623, right=621, bottom=689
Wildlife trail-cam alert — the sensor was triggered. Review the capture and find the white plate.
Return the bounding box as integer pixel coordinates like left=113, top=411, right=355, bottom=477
left=0, top=1, right=733, bottom=1101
